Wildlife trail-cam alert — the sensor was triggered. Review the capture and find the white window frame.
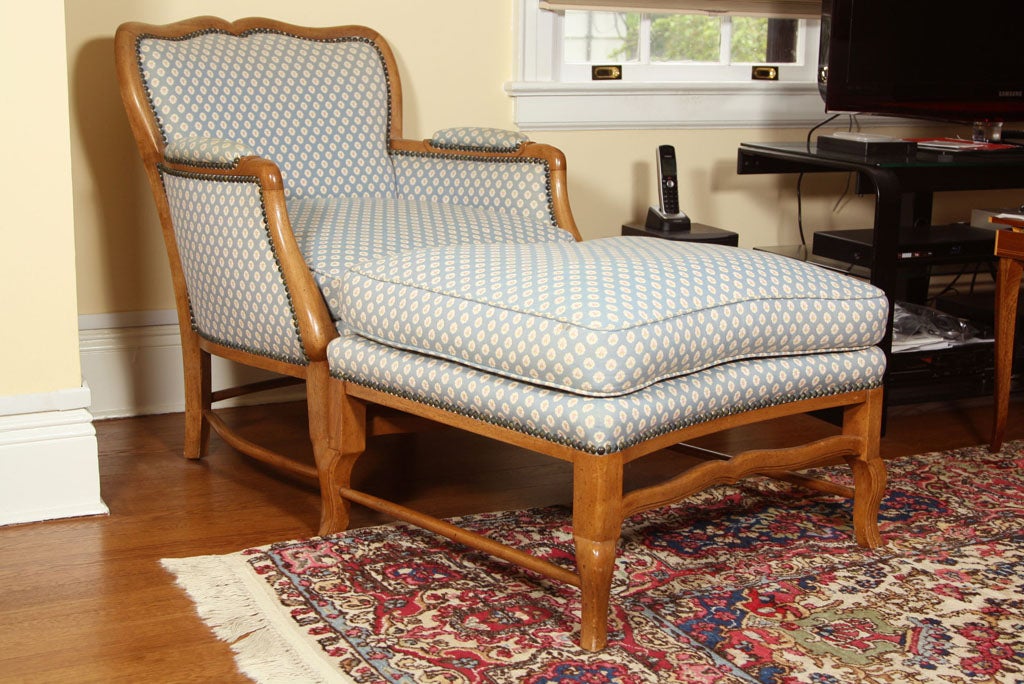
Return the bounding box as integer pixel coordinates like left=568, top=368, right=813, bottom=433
left=506, top=0, right=831, bottom=130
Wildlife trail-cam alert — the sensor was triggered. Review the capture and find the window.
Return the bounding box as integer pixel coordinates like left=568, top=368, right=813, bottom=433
left=559, top=11, right=810, bottom=83
left=507, top=0, right=828, bottom=130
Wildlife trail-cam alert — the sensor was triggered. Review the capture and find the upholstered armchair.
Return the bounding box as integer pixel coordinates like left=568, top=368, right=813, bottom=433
left=115, top=16, right=580, bottom=525
left=117, top=16, right=891, bottom=651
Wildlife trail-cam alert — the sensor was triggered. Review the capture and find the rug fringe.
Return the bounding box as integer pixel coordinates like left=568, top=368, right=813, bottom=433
left=161, top=555, right=349, bottom=684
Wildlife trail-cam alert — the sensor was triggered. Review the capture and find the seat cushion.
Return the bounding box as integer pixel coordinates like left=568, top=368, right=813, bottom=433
left=339, top=237, right=889, bottom=397
left=289, top=196, right=575, bottom=321
left=328, top=331, right=886, bottom=454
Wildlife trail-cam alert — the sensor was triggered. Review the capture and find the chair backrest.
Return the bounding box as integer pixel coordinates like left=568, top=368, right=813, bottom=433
left=119, top=17, right=401, bottom=199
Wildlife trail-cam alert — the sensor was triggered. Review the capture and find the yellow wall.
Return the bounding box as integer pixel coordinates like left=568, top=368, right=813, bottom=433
left=65, top=0, right=1018, bottom=318
left=0, top=0, right=81, bottom=396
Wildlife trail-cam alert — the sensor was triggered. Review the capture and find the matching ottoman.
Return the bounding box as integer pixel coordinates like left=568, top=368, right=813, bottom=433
left=331, top=237, right=888, bottom=451
left=323, top=236, right=890, bottom=650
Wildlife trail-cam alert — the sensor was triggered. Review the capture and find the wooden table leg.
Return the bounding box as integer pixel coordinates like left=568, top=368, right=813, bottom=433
left=992, top=256, right=1023, bottom=452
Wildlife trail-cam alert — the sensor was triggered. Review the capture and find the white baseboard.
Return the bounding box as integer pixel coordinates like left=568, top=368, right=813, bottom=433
left=1, top=312, right=308, bottom=527
left=78, top=313, right=306, bottom=419
left=0, top=387, right=108, bottom=527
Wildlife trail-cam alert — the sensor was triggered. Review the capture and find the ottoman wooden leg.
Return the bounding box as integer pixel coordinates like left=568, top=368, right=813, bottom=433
left=843, top=387, right=887, bottom=549
left=573, top=453, right=624, bottom=651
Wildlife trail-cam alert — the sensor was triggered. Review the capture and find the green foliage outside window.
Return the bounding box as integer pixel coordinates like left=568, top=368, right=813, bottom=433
left=730, top=17, right=772, bottom=62
left=609, top=14, right=771, bottom=63
left=650, top=14, right=721, bottom=62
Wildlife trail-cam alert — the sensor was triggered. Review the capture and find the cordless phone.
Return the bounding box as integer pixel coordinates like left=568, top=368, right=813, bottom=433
left=657, top=144, right=680, bottom=215
left=645, top=144, right=691, bottom=231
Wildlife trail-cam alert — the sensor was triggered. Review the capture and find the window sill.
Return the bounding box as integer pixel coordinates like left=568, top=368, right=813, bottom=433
left=506, top=80, right=833, bottom=131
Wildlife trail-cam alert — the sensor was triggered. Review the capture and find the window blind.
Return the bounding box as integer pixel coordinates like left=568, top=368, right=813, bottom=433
left=537, top=1, right=821, bottom=18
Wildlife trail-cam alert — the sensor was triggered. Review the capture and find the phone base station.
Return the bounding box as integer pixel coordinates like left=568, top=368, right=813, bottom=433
left=646, top=206, right=692, bottom=232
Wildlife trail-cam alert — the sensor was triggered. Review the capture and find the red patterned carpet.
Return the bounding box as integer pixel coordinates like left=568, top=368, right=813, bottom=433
left=163, top=441, right=1024, bottom=683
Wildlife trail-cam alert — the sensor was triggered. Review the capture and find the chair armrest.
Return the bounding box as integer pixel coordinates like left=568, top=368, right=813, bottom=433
left=157, top=156, right=336, bottom=365
left=428, top=127, right=529, bottom=153
left=165, top=136, right=256, bottom=167
left=389, top=137, right=581, bottom=240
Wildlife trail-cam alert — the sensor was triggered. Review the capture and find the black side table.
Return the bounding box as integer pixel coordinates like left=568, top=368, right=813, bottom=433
left=622, top=222, right=739, bottom=246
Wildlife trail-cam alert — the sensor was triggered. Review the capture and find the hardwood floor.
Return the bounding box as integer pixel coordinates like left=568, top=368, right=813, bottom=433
left=1, top=395, right=1021, bottom=682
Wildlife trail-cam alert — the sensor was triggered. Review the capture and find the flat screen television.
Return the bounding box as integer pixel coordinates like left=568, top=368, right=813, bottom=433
left=819, top=0, right=1024, bottom=125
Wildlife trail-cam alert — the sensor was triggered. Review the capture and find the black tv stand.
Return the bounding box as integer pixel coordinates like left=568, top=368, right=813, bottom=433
left=737, top=141, right=1024, bottom=410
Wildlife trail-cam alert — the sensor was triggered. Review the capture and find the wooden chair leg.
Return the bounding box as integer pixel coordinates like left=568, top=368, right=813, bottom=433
left=182, top=334, right=211, bottom=461
left=573, top=453, right=624, bottom=652
left=842, top=387, right=887, bottom=549
left=315, top=374, right=368, bottom=536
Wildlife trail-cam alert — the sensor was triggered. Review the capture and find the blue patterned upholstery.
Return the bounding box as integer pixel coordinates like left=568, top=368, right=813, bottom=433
left=137, top=25, right=888, bottom=438
left=137, top=30, right=397, bottom=199
left=338, top=238, right=889, bottom=397
left=165, top=136, right=255, bottom=167
left=328, top=331, right=885, bottom=454
left=136, top=27, right=573, bottom=354
left=161, top=169, right=308, bottom=364
left=137, top=31, right=563, bottom=216
left=288, top=197, right=574, bottom=322
left=392, top=152, right=558, bottom=225
left=430, top=127, right=530, bottom=152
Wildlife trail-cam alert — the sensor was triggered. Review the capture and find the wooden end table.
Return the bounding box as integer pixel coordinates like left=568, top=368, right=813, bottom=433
left=621, top=222, right=738, bottom=246
left=990, top=220, right=1024, bottom=451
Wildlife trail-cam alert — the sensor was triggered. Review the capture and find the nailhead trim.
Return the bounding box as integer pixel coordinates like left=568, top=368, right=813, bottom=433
left=430, top=141, right=528, bottom=154
left=332, top=367, right=880, bottom=455
left=162, top=153, right=247, bottom=170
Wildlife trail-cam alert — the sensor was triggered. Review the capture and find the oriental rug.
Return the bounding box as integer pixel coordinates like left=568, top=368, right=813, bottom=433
left=163, top=440, right=1024, bottom=683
